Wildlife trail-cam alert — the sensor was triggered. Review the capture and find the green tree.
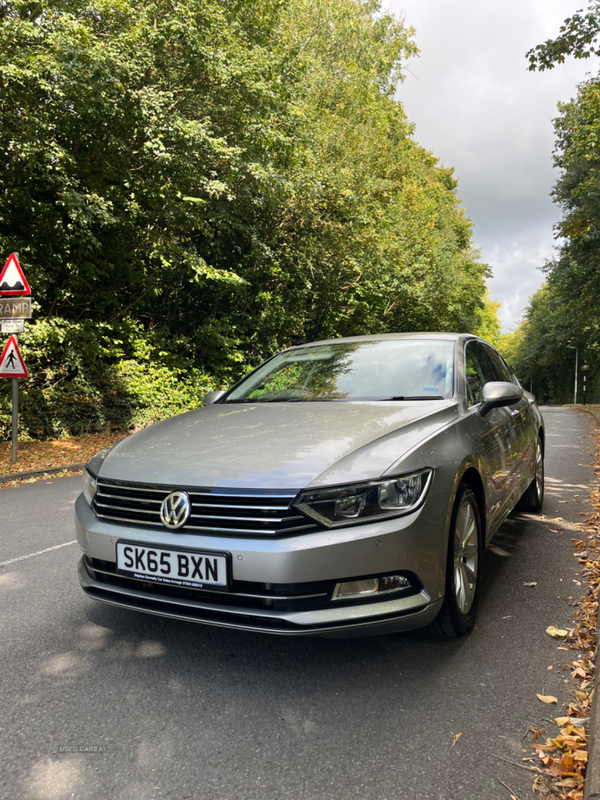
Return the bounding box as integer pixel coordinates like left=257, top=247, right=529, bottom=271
left=499, top=283, right=579, bottom=402
left=527, top=1, right=600, bottom=71
left=510, top=10, right=600, bottom=404
left=473, top=291, right=501, bottom=348
left=241, top=0, right=490, bottom=350
left=0, top=0, right=493, bottom=437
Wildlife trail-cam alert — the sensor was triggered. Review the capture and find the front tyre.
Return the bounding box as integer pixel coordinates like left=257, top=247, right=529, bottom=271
left=428, top=483, right=482, bottom=639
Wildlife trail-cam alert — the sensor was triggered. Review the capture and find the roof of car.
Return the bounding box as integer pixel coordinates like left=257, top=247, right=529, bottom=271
left=290, top=332, right=476, bottom=349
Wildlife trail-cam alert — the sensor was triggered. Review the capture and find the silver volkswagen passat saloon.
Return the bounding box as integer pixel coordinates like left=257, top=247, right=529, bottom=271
left=76, top=333, right=544, bottom=638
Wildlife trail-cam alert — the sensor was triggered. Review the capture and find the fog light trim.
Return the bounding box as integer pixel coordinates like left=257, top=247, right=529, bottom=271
left=331, top=574, right=411, bottom=602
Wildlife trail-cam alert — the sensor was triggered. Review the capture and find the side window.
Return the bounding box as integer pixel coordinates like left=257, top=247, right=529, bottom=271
left=465, top=342, right=496, bottom=406
left=482, top=345, right=514, bottom=383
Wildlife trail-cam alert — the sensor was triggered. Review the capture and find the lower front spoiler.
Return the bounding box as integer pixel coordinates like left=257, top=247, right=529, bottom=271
left=78, top=558, right=443, bottom=638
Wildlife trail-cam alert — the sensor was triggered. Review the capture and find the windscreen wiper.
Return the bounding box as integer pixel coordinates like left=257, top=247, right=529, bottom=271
left=387, top=395, right=445, bottom=401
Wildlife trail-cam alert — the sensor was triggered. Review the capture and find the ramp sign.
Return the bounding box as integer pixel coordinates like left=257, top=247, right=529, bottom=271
left=0, top=253, right=31, bottom=296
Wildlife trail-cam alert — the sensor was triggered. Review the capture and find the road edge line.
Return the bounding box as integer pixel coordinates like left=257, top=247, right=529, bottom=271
left=0, top=463, right=86, bottom=483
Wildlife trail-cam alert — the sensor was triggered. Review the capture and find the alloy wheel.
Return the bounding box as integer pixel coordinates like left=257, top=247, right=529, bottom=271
left=453, top=499, right=479, bottom=615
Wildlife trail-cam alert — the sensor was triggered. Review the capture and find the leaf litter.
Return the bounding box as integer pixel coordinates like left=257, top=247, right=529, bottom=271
left=0, top=430, right=125, bottom=488
left=521, top=413, right=600, bottom=800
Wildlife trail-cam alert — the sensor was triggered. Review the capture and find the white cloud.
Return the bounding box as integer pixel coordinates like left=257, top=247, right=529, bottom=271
left=387, top=0, right=594, bottom=330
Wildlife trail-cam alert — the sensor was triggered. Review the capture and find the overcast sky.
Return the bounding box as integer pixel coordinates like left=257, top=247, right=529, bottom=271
left=387, top=0, right=594, bottom=331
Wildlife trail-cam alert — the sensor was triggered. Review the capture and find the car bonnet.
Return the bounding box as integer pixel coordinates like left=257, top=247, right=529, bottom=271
left=95, top=401, right=458, bottom=489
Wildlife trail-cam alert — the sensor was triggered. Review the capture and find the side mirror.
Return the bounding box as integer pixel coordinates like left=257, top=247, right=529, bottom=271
left=203, top=390, right=225, bottom=405
left=480, top=381, right=523, bottom=416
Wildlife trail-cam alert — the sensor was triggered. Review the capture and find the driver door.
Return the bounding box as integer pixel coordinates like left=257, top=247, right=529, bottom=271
left=464, top=341, right=515, bottom=532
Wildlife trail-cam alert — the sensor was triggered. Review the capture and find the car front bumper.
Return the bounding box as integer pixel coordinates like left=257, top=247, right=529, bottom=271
left=75, top=490, right=450, bottom=637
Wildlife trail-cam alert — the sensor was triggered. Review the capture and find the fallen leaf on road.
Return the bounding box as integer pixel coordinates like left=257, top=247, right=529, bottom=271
left=556, top=717, right=571, bottom=726
left=524, top=581, right=537, bottom=587
left=547, top=626, right=569, bottom=638
left=558, top=753, right=576, bottom=774
left=569, top=718, right=589, bottom=728
left=537, top=694, right=558, bottom=704
left=450, top=732, right=462, bottom=747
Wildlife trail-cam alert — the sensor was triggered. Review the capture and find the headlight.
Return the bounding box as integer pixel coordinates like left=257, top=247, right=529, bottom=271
left=293, top=469, right=432, bottom=528
left=84, top=442, right=119, bottom=488
left=96, top=443, right=117, bottom=459
left=82, top=467, right=97, bottom=506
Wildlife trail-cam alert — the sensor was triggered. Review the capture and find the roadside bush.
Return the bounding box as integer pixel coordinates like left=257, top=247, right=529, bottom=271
left=0, top=318, right=217, bottom=439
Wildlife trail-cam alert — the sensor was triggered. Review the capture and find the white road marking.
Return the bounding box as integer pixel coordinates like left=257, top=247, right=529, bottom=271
left=0, top=540, right=77, bottom=568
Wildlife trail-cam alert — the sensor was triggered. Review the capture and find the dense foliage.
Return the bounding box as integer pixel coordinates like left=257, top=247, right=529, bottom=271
left=503, top=4, right=600, bottom=403
left=0, top=0, right=493, bottom=438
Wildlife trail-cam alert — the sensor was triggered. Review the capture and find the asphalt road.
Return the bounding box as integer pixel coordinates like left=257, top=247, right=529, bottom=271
left=0, top=406, right=596, bottom=800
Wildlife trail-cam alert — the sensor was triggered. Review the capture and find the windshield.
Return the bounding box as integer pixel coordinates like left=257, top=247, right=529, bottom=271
left=224, top=339, right=455, bottom=403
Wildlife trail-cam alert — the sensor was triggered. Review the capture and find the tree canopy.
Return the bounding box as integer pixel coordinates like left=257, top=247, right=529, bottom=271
left=503, top=11, right=600, bottom=402
left=0, top=0, right=495, bottom=437
left=527, top=1, right=600, bottom=71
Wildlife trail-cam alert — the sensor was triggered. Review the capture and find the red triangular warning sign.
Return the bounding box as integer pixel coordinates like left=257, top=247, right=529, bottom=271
left=0, top=335, right=28, bottom=378
left=0, top=254, right=31, bottom=296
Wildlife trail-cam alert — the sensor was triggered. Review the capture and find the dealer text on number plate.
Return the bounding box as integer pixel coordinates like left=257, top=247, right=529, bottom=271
left=116, top=542, right=228, bottom=588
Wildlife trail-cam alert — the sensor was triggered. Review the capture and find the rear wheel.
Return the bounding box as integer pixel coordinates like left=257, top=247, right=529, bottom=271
left=516, top=436, right=544, bottom=512
left=428, top=483, right=482, bottom=639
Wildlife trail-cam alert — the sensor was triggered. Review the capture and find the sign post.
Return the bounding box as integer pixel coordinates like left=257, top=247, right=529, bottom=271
left=0, top=333, right=29, bottom=461
left=0, top=253, right=31, bottom=464
left=12, top=366, right=17, bottom=464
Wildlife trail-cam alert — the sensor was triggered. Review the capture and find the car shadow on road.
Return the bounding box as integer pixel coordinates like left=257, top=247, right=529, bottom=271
left=76, top=514, right=536, bottom=670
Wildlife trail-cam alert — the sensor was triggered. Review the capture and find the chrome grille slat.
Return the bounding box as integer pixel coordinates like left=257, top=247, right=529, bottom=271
left=95, top=511, right=164, bottom=527
left=188, top=493, right=297, bottom=500
left=190, top=503, right=292, bottom=511
left=93, top=479, right=316, bottom=537
left=188, top=513, right=303, bottom=523
left=95, top=501, right=160, bottom=514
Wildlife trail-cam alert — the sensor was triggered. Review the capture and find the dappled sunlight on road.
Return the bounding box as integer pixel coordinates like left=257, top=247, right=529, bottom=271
left=21, top=757, right=86, bottom=800
left=76, top=620, right=113, bottom=652
left=40, top=652, right=89, bottom=678
left=37, top=622, right=169, bottom=671
left=546, top=476, right=590, bottom=492
left=0, top=570, right=26, bottom=592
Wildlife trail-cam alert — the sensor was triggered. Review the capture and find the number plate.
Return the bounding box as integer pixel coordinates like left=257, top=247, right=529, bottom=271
left=116, top=542, right=229, bottom=589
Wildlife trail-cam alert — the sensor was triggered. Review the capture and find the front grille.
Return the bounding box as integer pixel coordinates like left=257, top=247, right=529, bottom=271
left=93, top=478, right=318, bottom=537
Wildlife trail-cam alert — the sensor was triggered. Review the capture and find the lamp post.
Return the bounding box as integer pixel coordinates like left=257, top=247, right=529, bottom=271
left=582, top=364, right=590, bottom=406
left=567, top=346, right=578, bottom=404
